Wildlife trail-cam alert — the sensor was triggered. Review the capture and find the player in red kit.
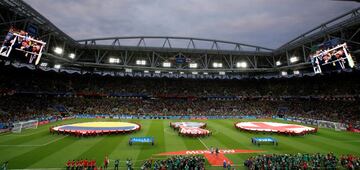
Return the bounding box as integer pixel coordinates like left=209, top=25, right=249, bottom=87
left=104, top=155, right=109, bottom=170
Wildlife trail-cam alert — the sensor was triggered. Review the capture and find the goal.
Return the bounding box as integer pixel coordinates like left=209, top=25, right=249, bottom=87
left=11, top=120, right=38, bottom=133
left=317, top=120, right=346, bottom=131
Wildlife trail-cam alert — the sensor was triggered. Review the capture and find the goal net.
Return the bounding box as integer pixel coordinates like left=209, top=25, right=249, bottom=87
left=317, top=120, right=346, bottom=131
left=11, top=119, right=38, bottom=133
left=333, top=122, right=347, bottom=131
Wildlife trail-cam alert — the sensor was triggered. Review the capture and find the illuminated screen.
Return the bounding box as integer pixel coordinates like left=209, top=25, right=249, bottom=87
left=0, top=27, right=46, bottom=65
left=310, top=40, right=355, bottom=74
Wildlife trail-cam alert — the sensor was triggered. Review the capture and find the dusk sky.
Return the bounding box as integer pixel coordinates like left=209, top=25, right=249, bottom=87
left=25, top=0, right=359, bottom=49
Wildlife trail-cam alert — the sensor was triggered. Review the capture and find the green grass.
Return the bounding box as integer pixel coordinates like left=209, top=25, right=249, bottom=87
left=0, top=118, right=360, bottom=169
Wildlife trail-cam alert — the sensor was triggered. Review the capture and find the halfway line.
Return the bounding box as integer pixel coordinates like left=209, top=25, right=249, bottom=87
left=197, top=137, right=209, bottom=150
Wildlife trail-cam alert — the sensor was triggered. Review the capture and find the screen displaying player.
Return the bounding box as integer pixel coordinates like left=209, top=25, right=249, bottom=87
left=310, top=42, right=355, bottom=74
left=0, top=27, right=46, bottom=65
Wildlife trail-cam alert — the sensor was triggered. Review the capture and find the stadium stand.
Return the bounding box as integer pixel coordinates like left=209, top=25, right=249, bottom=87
left=140, top=155, right=206, bottom=170
left=0, top=64, right=360, bottom=132
left=0, top=1, right=359, bottom=169
left=244, top=153, right=360, bottom=170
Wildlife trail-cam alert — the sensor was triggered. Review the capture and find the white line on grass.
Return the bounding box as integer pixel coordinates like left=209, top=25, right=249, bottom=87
left=163, top=127, right=178, bottom=136
left=0, top=136, right=68, bottom=147
left=197, top=137, right=209, bottom=150
left=10, top=168, right=64, bottom=170
left=343, top=140, right=360, bottom=142
left=8, top=132, right=38, bottom=136
left=7, top=129, right=48, bottom=137
left=1, top=128, right=48, bottom=137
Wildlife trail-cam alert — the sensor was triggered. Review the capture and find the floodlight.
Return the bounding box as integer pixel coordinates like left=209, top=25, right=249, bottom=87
left=189, top=63, right=198, bottom=68
left=276, top=61, right=281, bottom=66
left=136, top=60, right=146, bottom=65
left=163, top=62, right=171, bottom=67
left=68, top=53, right=75, bottom=59
left=54, top=47, right=63, bottom=54
left=109, top=58, right=120, bottom=63
left=290, top=57, right=298, bottom=63
left=213, top=62, right=223, bottom=68
left=54, top=64, right=61, bottom=69
left=236, top=62, right=247, bottom=68
left=40, top=63, right=48, bottom=67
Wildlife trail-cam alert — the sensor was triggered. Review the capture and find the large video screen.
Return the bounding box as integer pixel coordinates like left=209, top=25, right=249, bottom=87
left=310, top=39, right=355, bottom=74
left=0, top=27, right=46, bottom=65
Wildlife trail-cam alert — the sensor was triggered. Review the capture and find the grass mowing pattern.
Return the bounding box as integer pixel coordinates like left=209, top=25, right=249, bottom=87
left=0, top=118, right=359, bottom=169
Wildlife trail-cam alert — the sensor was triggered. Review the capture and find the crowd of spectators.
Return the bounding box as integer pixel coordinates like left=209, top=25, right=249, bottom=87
left=141, top=155, right=205, bottom=170
left=244, top=153, right=360, bottom=170
left=1, top=65, right=360, bottom=97
left=340, top=155, right=360, bottom=169
left=1, top=96, right=359, bottom=130
left=244, top=153, right=339, bottom=170
left=0, top=65, right=360, bottom=130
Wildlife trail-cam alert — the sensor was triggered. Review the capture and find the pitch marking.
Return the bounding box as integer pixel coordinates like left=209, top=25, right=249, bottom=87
left=7, top=128, right=48, bottom=137
left=0, top=136, right=68, bottom=147
left=197, top=137, right=209, bottom=150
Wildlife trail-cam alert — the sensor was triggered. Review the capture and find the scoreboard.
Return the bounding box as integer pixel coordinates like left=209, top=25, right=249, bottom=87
left=310, top=39, right=355, bottom=74
left=0, top=27, right=46, bottom=65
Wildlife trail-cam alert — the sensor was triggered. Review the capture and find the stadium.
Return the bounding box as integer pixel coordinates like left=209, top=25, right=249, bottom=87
left=0, top=0, right=360, bottom=169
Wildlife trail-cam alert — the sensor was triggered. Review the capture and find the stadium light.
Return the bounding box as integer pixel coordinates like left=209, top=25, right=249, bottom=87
left=155, top=70, right=161, bottom=74
left=281, top=71, right=288, bottom=76
left=144, top=70, right=149, bottom=73
left=192, top=72, right=198, bottom=75
left=276, top=61, right=281, bottom=66
left=109, top=58, right=120, bottom=64
left=290, top=57, right=298, bottom=63
left=203, top=72, right=208, bottom=75
left=125, top=68, right=132, bottom=73
left=293, top=70, right=300, bottom=75
left=68, top=53, right=75, bottom=59
left=189, top=63, right=198, bottom=68
left=40, top=63, right=48, bottom=67
left=136, top=60, right=146, bottom=65
left=169, top=72, right=173, bottom=74
left=54, top=64, right=61, bottom=69
left=236, top=62, right=247, bottom=68
left=213, top=62, right=223, bottom=68
left=53, top=47, right=63, bottom=55
left=163, top=62, right=171, bottom=67
left=180, top=72, right=184, bottom=74
left=219, top=71, right=226, bottom=75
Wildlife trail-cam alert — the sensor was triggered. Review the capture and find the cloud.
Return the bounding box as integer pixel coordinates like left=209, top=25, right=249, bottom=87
left=24, top=0, right=359, bottom=48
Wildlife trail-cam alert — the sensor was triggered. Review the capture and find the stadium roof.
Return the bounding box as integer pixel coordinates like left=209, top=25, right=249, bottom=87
left=0, top=0, right=359, bottom=76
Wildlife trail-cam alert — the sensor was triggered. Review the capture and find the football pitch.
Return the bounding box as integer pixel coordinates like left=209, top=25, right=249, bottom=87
left=0, top=118, right=360, bottom=169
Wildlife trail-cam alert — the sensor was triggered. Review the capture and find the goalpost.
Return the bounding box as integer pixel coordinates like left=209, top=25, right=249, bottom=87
left=317, top=120, right=346, bottom=131
left=11, top=119, right=38, bottom=133
left=333, top=122, right=347, bottom=131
